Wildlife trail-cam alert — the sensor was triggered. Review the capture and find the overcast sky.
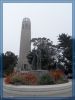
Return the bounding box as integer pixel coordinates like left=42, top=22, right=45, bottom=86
left=3, top=3, right=72, bottom=55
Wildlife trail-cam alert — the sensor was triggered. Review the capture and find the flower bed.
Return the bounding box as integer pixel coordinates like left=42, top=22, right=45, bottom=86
left=5, top=72, right=38, bottom=85
left=4, top=69, right=68, bottom=85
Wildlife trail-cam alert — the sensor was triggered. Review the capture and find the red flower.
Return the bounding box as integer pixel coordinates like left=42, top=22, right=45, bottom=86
left=5, top=75, right=12, bottom=84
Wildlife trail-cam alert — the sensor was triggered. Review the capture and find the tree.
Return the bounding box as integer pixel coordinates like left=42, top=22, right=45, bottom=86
left=3, top=51, right=18, bottom=76
left=27, top=50, right=37, bottom=70
left=58, top=33, right=72, bottom=74
left=27, top=37, right=56, bottom=70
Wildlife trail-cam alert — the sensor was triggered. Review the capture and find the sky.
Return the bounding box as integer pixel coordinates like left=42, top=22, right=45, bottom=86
left=3, top=3, right=72, bottom=55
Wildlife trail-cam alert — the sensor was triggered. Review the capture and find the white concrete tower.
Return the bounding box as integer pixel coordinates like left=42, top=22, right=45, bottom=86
left=17, top=18, right=31, bottom=71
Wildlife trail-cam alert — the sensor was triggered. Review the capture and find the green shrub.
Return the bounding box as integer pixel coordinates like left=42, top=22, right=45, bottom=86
left=4, top=67, right=13, bottom=76
left=10, top=72, right=38, bottom=85
left=39, top=74, right=55, bottom=85
left=11, top=75, right=25, bottom=85
left=56, top=76, right=68, bottom=84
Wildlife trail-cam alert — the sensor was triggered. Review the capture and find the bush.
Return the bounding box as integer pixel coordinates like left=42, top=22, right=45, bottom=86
left=4, top=67, right=13, bottom=76
left=56, top=76, right=68, bottom=84
left=49, top=69, right=64, bottom=81
left=23, top=73, right=38, bottom=85
left=4, top=72, right=38, bottom=85
left=39, top=74, right=55, bottom=85
left=5, top=75, right=12, bottom=84
left=4, top=70, right=68, bottom=85
left=11, top=75, right=25, bottom=85
left=49, top=69, right=68, bottom=84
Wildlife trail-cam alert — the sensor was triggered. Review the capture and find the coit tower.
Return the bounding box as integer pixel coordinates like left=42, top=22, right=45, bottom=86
left=17, top=18, right=31, bottom=71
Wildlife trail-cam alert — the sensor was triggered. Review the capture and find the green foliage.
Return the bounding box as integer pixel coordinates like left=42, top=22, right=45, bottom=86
left=56, top=76, right=68, bottom=84
left=5, top=71, right=68, bottom=85
left=58, top=33, right=72, bottom=74
left=3, top=51, right=18, bottom=76
left=4, top=66, right=13, bottom=76
left=58, top=33, right=71, bottom=48
left=11, top=75, right=25, bottom=85
left=27, top=37, right=56, bottom=70
left=27, top=50, right=37, bottom=70
left=39, top=74, right=55, bottom=85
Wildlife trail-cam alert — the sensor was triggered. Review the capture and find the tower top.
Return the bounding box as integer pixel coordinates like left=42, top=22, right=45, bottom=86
left=23, top=17, right=30, bottom=22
